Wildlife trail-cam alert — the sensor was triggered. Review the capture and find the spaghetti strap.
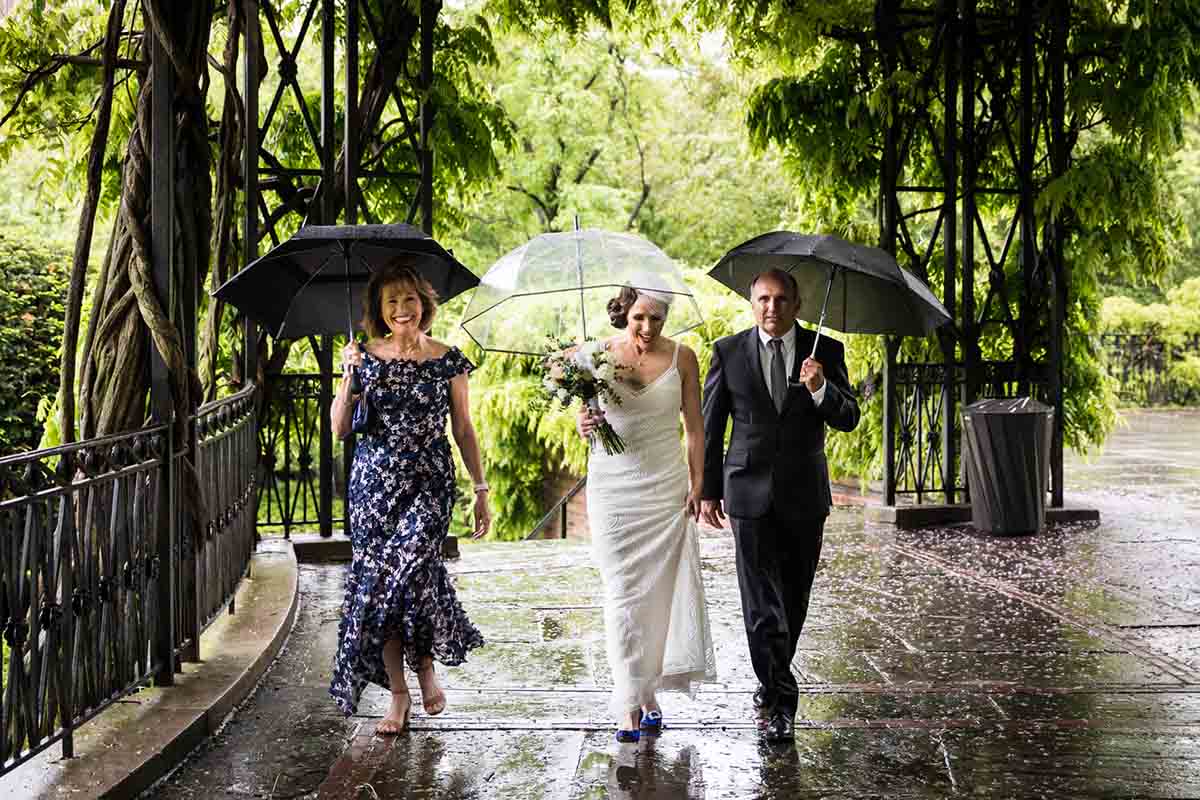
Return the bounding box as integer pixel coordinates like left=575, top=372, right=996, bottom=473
left=672, top=340, right=680, bottom=368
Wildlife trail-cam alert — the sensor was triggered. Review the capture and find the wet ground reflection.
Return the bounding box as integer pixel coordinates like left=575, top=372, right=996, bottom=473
left=148, top=410, right=1200, bottom=798
left=601, top=741, right=702, bottom=799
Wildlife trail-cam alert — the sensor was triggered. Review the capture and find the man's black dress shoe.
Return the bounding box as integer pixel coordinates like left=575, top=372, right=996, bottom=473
left=762, top=711, right=794, bottom=742
left=752, top=686, right=772, bottom=711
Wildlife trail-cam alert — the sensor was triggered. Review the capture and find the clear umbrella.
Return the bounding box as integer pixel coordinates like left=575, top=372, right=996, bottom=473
left=460, top=220, right=702, bottom=354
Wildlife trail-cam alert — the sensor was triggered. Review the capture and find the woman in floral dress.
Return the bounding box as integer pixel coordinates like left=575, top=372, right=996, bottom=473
left=329, top=261, right=491, bottom=734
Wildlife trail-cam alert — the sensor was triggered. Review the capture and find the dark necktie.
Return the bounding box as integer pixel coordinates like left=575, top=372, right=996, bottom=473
left=769, top=338, right=787, bottom=413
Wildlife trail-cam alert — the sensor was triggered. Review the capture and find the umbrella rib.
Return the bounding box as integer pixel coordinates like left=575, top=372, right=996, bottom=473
left=213, top=245, right=312, bottom=298
left=275, top=250, right=340, bottom=339
left=842, top=269, right=847, bottom=332
left=576, top=226, right=587, bottom=341
left=474, top=346, right=545, bottom=356
left=460, top=284, right=697, bottom=328
left=471, top=283, right=694, bottom=300
left=459, top=296, right=511, bottom=327
left=459, top=326, right=491, bottom=353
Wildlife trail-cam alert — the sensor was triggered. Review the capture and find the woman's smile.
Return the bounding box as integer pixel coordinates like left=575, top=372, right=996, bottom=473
left=381, top=283, right=423, bottom=334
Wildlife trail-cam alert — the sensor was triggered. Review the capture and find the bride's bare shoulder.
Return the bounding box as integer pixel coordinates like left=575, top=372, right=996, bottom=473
left=674, top=341, right=701, bottom=373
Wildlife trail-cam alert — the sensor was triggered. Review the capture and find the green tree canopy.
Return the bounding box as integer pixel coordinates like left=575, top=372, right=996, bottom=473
left=682, top=0, right=1200, bottom=457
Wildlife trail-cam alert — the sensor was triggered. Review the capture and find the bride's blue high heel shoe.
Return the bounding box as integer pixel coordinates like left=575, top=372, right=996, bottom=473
left=615, top=710, right=643, bottom=743
left=639, top=709, right=664, bottom=737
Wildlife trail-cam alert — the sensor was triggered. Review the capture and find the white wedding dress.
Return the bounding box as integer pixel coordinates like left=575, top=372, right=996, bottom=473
left=586, top=341, right=717, bottom=714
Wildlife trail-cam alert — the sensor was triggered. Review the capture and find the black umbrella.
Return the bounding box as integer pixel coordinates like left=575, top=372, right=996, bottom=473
left=213, top=223, right=478, bottom=341
left=708, top=231, right=952, bottom=357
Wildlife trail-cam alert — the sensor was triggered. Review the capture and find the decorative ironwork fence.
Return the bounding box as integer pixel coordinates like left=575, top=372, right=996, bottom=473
left=194, top=385, right=259, bottom=629
left=1100, top=333, right=1200, bottom=406
left=257, top=373, right=346, bottom=537
left=0, top=385, right=258, bottom=777
left=0, top=426, right=173, bottom=774
left=886, top=358, right=1049, bottom=505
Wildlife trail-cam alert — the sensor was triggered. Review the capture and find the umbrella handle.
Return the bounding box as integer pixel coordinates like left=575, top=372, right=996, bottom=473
left=345, top=317, right=362, bottom=395
left=344, top=240, right=359, bottom=394
left=810, top=266, right=837, bottom=360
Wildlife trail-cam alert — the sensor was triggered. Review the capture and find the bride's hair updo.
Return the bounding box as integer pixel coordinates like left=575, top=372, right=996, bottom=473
left=606, top=286, right=640, bottom=329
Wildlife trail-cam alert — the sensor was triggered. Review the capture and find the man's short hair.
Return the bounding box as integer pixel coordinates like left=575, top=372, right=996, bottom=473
left=749, top=268, right=800, bottom=302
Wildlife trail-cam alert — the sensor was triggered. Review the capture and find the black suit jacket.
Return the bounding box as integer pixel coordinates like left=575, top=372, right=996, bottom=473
left=701, top=324, right=860, bottom=520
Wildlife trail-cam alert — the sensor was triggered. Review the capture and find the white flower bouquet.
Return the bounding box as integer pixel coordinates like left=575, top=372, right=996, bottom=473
left=537, top=338, right=625, bottom=455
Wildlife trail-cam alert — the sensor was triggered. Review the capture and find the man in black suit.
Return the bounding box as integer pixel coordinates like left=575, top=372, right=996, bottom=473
left=700, top=268, right=860, bottom=742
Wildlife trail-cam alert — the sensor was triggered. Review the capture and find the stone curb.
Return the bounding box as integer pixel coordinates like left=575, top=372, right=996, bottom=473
left=116, top=545, right=301, bottom=799
left=866, top=503, right=1101, bottom=529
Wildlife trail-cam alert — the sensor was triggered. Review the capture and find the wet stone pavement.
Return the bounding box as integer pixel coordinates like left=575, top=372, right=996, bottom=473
left=147, top=409, right=1200, bottom=799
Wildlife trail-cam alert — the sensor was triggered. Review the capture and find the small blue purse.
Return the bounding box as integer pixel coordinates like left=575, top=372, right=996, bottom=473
left=350, top=368, right=374, bottom=434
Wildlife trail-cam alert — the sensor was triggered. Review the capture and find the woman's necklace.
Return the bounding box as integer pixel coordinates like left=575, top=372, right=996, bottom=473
left=625, top=338, right=654, bottom=369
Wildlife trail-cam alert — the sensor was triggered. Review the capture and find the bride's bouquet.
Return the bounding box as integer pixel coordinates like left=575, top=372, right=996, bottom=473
left=536, top=339, right=626, bottom=455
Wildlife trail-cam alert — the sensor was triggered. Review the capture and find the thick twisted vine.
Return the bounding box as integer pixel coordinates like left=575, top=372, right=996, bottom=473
left=79, top=3, right=212, bottom=440
left=75, top=3, right=214, bottom=532
left=200, top=0, right=253, bottom=401
left=58, top=0, right=129, bottom=446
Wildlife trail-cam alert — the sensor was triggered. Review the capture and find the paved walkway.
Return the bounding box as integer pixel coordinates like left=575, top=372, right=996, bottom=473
left=146, top=410, right=1200, bottom=799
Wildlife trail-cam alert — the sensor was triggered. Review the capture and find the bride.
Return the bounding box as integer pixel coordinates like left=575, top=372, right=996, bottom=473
left=576, top=280, right=716, bottom=743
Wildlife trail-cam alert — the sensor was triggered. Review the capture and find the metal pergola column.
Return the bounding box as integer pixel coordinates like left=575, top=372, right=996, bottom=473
left=878, top=0, right=1069, bottom=506
left=149, top=14, right=178, bottom=686
left=242, top=0, right=438, bottom=538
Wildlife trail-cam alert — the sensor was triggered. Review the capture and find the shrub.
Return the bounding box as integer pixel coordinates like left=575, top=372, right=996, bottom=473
left=1101, top=277, right=1200, bottom=406
left=0, top=227, right=69, bottom=456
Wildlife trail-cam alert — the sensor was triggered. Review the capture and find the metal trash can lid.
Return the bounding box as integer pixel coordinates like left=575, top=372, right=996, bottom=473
left=962, top=397, right=1053, bottom=416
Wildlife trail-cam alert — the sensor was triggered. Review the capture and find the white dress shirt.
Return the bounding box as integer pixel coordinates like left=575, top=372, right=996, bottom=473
left=757, top=325, right=826, bottom=406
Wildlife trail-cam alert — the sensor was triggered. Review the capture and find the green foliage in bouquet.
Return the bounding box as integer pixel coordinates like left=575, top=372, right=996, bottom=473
left=535, top=338, right=625, bottom=455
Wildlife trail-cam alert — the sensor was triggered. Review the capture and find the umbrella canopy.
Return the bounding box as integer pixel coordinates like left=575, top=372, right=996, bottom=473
left=213, top=223, right=477, bottom=340
left=460, top=226, right=703, bottom=355
left=708, top=231, right=952, bottom=338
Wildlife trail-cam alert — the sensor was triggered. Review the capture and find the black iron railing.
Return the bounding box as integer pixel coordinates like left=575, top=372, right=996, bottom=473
left=886, top=358, right=1049, bottom=504
left=0, top=425, right=173, bottom=774
left=257, top=373, right=346, bottom=537
left=194, top=385, right=258, bottom=629
left=0, top=384, right=259, bottom=777
left=1100, top=333, right=1200, bottom=406
left=523, top=476, right=586, bottom=541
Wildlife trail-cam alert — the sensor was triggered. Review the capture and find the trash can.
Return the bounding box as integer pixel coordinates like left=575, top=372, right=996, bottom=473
left=961, top=397, right=1054, bottom=535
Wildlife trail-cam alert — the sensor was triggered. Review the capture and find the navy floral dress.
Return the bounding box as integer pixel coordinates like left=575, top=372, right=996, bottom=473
left=330, top=345, right=485, bottom=716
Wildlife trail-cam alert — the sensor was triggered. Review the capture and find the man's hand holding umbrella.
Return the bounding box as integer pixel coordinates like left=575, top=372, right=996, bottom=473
left=798, top=357, right=825, bottom=394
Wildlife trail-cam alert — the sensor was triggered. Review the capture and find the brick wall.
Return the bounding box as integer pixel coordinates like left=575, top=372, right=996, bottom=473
left=538, top=467, right=590, bottom=541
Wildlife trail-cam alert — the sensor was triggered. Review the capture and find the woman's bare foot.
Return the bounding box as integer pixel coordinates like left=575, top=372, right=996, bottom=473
left=377, top=690, right=411, bottom=735
left=417, top=662, right=446, bottom=716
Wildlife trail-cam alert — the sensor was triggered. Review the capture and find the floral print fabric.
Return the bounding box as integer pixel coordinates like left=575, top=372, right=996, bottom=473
left=329, top=345, right=485, bottom=716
